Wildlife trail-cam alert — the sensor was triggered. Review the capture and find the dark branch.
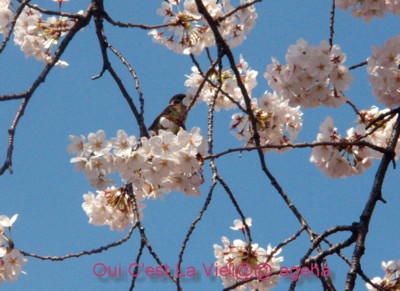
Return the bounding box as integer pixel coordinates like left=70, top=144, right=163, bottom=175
left=21, top=223, right=137, bottom=261
left=345, top=114, right=400, bottom=290
left=349, top=61, right=368, bottom=70
left=0, top=6, right=92, bottom=175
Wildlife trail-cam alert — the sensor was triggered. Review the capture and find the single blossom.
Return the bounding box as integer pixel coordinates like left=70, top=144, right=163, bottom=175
left=0, top=214, right=27, bottom=285
left=2, top=249, right=28, bottom=283
left=0, top=214, right=18, bottom=228
left=230, top=217, right=252, bottom=231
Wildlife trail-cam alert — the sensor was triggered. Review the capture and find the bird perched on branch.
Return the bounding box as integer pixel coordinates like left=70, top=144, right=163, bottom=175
left=148, top=94, right=188, bottom=135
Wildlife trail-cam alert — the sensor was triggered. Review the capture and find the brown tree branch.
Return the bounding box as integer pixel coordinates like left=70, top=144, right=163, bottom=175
left=185, top=54, right=221, bottom=116
left=129, top=240, right=145, bottom=291
left=0, top=6, right=92, bottom=175
left=268, top=226, right=306, bottom=260
left=91, top=0, right=147, bottom=138
left=127, top=184, right=177, bottom=284
left=107, top=44, right=147, bottom=138
left=345, top=114, right=400, bottom=290
left=16, top=0, right=84, bottom=18
left=217, top=0, right=262, bottom=22
left=176, top=181, right=217, bottom=290
left=194, top=3, right=342, bottom=288
left=205, top=140, right=388, bottom=160
left=329, top=0, right=336, bottom=48
left=103, top=10, right=177, bottom=30
left=21, top=222, right=137, bottom=261
left=349, top=61, right=368, bottom=70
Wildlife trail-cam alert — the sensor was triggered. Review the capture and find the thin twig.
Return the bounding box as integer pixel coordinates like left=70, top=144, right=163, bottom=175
left=21, top=223, right=137, bottom=261
left=268, top=226, right=306, bottom=260
left=129, top=240, right=145, bottom=291
left=365, top=107, right=400, bottom=129
left=108, top=44, right=148, bottom=138
left=346, top=100, right=363, bottom=121
left=185, top=54, right=221, bottom=115
left=205, top=140, right=388, bottom=160
left=16, top=0, right=83, bottom=18
left=349, top=61, right=368, bottom=70
left=329, top=0, right=335, bottom=48
left=92, top=2, right=145, bottom=137
left=216, top=175, right=253, bottom=243
left=176, top=182, right=217, bottom=290
left=128, top=184, right=177, bottom=284
left=103, top=10, right=177, bottom=30
left=217, top=0, right=262, bottom=22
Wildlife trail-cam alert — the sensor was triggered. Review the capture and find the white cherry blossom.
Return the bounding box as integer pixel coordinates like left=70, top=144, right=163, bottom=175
left=150, top=0, right=257, bottom=55
left=0, top=214, right=27, bottom=284
left=335, top=0, right=400, bottom=22
left=0, top=0, right=13, bottom=34
left=310, top=116, right=374, bottom=178
left=231, top=91, right=303, bottom=153
left=368, top=35, right=400, bottom=108
left=185, top=55, right=258, bottom=111
left=265, top=39, right=353, bottom=108
left=70, top=127, right=206, bottom=230
left=13, top=6, right=76, bottom=66
left=366, top=259, right=400, bottom=290
left=214, top=219, right=283, bottom=290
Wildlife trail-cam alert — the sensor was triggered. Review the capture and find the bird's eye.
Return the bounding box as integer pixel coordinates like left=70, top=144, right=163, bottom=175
left=173, top=97, right=185, bottom=104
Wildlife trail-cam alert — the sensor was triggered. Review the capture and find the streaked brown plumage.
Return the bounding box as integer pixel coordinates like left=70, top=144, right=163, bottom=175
left=148, top=94, right=188, bottom=134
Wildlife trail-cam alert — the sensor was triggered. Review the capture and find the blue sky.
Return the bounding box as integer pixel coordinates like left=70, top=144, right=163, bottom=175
left=1, top=0, right=400, bottom=290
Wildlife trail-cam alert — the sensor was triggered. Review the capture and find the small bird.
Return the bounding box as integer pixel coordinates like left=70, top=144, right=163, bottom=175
left=148, top=94, right=188, bottom=134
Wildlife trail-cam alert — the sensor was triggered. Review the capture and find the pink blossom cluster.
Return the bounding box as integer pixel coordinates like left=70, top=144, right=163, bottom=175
left=0, top=0, right=13, bottom=34
left=368, top=35, right=400, bottom=108
left=230, top=91, right=303, bottom=153
left=310, top=116, right=373, bottom=178
left=184, top=55, right=257, bottom=111
left=335, top=0, right=400, bottom=22
left=213, top=218, right=284, bottom=290
left=366, top=259, right=400, bottom=290
left=150, top=0, right=257, bottom=55
left=265, top=39, right=353, bottom=108
left=359, top=106, right=400, bottom=157
left=310, top=106, right=400, bottom=178
left=12, top=6, right=77, bottom=67
left=185, top=55, right=302, bottom=153
left=0, top=214, right=28, bottom=284
left=69, top=127, right=206, bottom=230
left=82, top=186, right=145, bottom=232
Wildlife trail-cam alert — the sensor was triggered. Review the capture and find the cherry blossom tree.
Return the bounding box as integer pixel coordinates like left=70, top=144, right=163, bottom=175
left=1, top=0, right=400, bottom=290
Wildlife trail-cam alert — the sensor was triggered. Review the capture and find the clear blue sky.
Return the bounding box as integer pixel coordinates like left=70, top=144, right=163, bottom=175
left=1, top=0, right=399, bottom=290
